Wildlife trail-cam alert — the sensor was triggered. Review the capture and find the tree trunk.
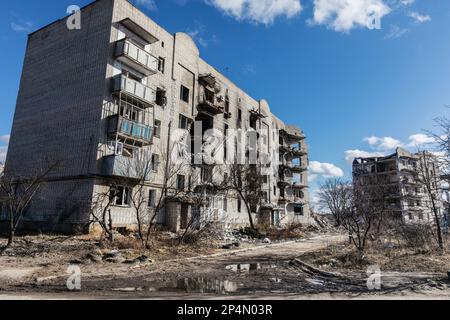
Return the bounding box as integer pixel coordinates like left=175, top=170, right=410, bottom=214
left=108, top=209, right=114, bottom=243
left=245, top=202, right=256, bottom=230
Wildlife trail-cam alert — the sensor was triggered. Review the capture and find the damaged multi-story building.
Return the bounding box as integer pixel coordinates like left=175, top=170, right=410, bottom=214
left=353, top=147, right=443, bottom=223
left=2, top=0, right=311, bottom=234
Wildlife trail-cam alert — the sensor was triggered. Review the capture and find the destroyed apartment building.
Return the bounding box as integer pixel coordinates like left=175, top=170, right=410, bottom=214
left=1, top=0, right=311, bottom=234
left=353, top=147, right=444, bottom=223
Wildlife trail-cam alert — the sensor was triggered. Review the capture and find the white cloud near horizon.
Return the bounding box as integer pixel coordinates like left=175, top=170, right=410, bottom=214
left=364, top=136, right=402, bottom=150
left=309, top=161, right=344, bottom=181
left=344, top=149, right=385, bottom=163
left=310, top=0, right=391, bottom=32
left=345, top=133, right=436, bottom=163
left=205, top=0, right=302, bottom=25
left=0, top=135, right=10, bottom=145
left=0, top=146, right=8, bottom=164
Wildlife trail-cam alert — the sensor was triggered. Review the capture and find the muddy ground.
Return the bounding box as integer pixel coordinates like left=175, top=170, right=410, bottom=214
left=0, top=233, right=449, bottom=300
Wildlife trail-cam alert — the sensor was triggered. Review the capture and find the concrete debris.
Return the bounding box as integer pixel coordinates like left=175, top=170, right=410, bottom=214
left=124, top=255, right=152, bottom=265
left=104, top=251, right=124, bottom=263
left=86, top=249, right=103, bottom=263
left=311, top=214, right=335, bottom=232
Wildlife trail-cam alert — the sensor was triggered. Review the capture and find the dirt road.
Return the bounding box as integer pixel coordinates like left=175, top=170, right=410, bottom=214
left=0, top=234, right=448, bottom=300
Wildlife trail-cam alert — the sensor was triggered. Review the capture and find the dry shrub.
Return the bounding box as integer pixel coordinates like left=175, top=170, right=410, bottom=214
left=395, top=223, right=435, bottom=250
left=266, top=223, right=306, bottom=240
left=114, top=235, right=143, bottom=250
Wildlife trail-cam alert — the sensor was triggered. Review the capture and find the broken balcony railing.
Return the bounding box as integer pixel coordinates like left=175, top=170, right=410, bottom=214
left=198, top=93, right=225, bottom=115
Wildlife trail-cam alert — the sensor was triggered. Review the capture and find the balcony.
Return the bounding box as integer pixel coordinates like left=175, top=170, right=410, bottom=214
left=290, top=164, right=308, bottom=173
left=291, top=182, right=308, bottom=189
left=280, top=161, right=307, bottom=173
left=198, top=94, right=224, bottom=115
left=101, top=155, right=151, bottom=181
left=115, top=39, right=158, bottom=76
left=280, top=126, right=305, bottom=142
left=113, top=75, right=156, bottom=107
left=291, top=144, right=308, bottom=157
left=107, top=115, right=153, bottom=146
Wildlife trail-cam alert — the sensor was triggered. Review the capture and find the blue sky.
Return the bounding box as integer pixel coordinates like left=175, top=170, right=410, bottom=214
left=1, top=0, right=450, bottom=202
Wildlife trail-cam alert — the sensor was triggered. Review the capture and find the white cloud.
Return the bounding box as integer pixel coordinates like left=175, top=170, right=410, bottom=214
left=311, top=0, right=391, bottom=32
left=384, top=25, right=408, bottom=39
left=409, top=11, right=431, bottom=23
left=309, top=161, right=344, bottom=179
left=11, top=21, right=33, bottom=33
left=406, top=133, right=435, bottom=147
left=134, top=0, right=157, bottom=10
left=344, top=149, right=385, bottom=163
left=0, top=146, right=7, bottom=164
left=364, top=136, right=402, bottom=150
left=205, top=0, right=302, bottom=25
left=400, top=0, right=414, bottom=6
left=0, top=135, right=10, bottom=144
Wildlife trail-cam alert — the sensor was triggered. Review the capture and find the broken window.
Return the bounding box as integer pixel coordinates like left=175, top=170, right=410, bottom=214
left=177, top=175, right=185, bottom=191
left=151, top=154, right=160, bottom=172
left=154, top=119, right=161, bottom=138
left=180, top=85, right=190, bottom=103
left=158, top=57, right=165, bottom=74
left=110, top=186, right=131, bottom=206
left=238, top=198, right=242, bottom=213
left=294, top=204, right=304, bottom=216
left=179, top=114, right=191, bottom=130
left=148, top=189, right=156, bottom=208
left=225, top=96, right=230, bottom=114
left=156, top=88, right=167, bottom=107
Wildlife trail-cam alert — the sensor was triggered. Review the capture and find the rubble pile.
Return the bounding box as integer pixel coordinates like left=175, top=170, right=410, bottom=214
left=312, top=214, right=335, bottom=232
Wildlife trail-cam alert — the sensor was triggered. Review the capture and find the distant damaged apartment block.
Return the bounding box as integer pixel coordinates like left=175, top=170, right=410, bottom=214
left=353, top=147, right=444, bottom=223
left=2, top=0, right=311, bottom=234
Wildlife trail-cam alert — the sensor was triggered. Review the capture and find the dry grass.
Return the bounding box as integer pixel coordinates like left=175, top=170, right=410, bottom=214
left=298, top=241, right=450, bottom=274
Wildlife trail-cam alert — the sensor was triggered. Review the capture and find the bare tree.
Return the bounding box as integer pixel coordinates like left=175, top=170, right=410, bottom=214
left=224, top=163, right=265, bottom=230
left=88, top=183, right=120, bottom=243
left=415, top=151, right=445, bottom=250
left=430, top=116, right=450, bottom=172
left=0, top=162, right=58, bottom=252
left=317, top=178, right=352, bottom=227
left=326, top=175, right=392, bottom=257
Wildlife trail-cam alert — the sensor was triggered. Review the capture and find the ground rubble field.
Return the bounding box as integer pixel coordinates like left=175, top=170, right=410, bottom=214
left=0, top=231, right=449, bottom=300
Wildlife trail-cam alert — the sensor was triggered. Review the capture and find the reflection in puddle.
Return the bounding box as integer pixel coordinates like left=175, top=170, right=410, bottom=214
left=226, top=263, right=277, bottom=273
left=141, top=278, right=240, bottom=294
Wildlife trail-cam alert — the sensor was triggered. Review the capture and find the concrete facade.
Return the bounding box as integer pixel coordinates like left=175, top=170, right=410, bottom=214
left=3, top=0, right=312, bottom=234
left=353, top=147, right=443, bottom=224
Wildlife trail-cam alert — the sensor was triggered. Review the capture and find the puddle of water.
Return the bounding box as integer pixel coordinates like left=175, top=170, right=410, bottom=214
left=226, top=263, right=277, bottom=273
left=140, top=278, right=240, bottom=294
